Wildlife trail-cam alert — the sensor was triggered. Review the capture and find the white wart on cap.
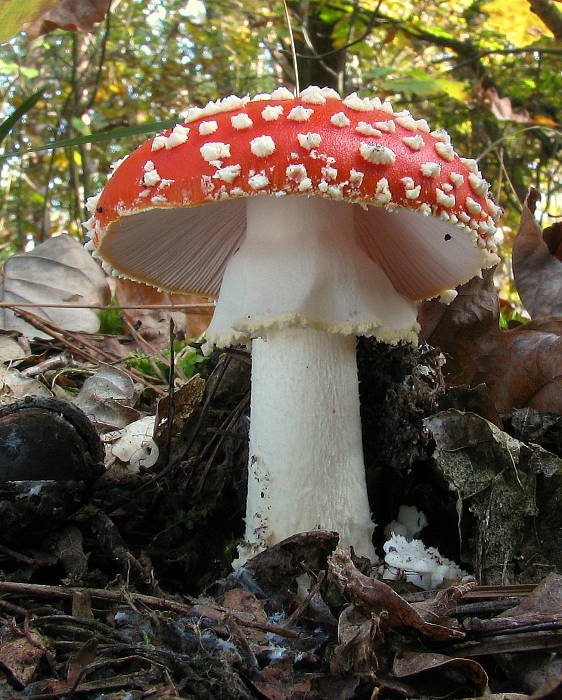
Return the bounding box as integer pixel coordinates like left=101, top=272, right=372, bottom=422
left=86, top=85, right=500, bottom=344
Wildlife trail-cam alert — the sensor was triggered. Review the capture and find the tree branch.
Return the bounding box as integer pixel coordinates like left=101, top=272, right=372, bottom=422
left=528, top=0, right=562, bottom=38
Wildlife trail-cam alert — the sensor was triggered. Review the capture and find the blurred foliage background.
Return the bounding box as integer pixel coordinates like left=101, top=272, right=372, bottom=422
left=0, top=0, right=560, bottom=304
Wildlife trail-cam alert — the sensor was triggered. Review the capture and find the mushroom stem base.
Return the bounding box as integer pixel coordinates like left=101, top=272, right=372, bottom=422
left=235, top=326, right=376, bottom=566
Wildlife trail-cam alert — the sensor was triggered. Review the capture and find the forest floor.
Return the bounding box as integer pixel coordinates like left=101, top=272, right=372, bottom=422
left=0, top=326, right=560, bottom=700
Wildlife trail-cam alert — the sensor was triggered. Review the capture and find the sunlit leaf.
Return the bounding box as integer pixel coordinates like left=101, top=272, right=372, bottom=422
left=0, top=119, right=177, bottom=160
left=0, top=0, right=59, bottom=43
left=482, top=0, right=553, bottom=46
left=23, top=0, right=112, bottom=39
left=434, top=77, right=470, bottom=102
left=381, top=71, right=469, bottom=102
left=382, top=76, right=439, bottom=96
left=0, top=59, right=39, bottom=78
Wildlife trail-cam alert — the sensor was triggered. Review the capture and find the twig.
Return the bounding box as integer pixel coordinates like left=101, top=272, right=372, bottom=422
left=20, top=352, right=73, bottom=377
left=224, top=613, right=261, bottom=679
left=0, top=302, right=214, bottom=311
left=461, top=584, right=536, bottom=599
left=0, top=543, right=35, bottom=565
left=12, top=306, right=166, bottom=394
left=285, top=570, right=326, bottom=626
left=12, top=307, right=108, bottom=366
left=0, top=581, right=300, bottom=639
left=166, top=318, right=176, bottom=463
left=121, top=316, right=169, bottom=383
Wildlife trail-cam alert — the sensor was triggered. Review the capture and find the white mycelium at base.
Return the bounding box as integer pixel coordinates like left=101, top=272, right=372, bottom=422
left=235, top=326, right=376, bottom=564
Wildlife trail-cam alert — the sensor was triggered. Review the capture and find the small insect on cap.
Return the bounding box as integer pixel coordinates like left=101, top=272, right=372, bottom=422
left=84, top=86, right=500, bottom=343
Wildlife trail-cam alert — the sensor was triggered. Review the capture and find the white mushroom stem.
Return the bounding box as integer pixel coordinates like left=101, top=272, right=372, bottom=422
left=236, top=325, right=376, bottom=564
left=205, top=196, right=421, bottom=565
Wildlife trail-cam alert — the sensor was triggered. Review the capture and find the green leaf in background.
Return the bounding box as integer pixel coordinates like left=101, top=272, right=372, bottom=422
left=434, top=77, right=470, bottom=103
left=0, top=87, right=46, bottom=146
left=0, top=119, right=178, bottom=160
left=0, top=58, right=39, bottom=78
left=0, top=0, right=60, bottom=44
left=382, top=70, right=469, bottom=102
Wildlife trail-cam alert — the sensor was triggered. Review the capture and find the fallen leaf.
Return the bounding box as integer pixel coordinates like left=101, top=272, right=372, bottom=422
left=543, top=222, right=562, bottom=261
left=0, top=333, right=29, bottom=362
left=530, top=675, right=562, bottom=700
left=413, top=580, right=478, bottom=624
left=242, top=531, right=339, bottom=608
left=45, top=525, right=89, bottom=578
left=330, top=604, right=380, bottom=675
left=0, top=363, right=53, bottom=403
left=154, top=374, right=205, bottom=460
left=73, top=364, right=139, bottom=429
left=65, top=637, right=98, bottom=692
left=110, top=415, right=159, bottom=470
left=505, top=572, right=562, bottom=617
left=328, top=549, right=465, bottom=641
left=464, top=574, right=562, bottom=693
left=114, top=277, right=214, bottom=346
left=419, top=270, right=562, bottom=413
left=513, top=189, right=562, bottom=318
left=0, top=626, right=46, bottom=687
left=393, top=650, right=489, bottom=695
left=250, top=657, right=311, bottom=700
left=0, top=0, right=59, bottom=43
left=22, top=0, right=112, bottom=39
left=0, top=234, right=110, bottom=339
left=222, top=589, right=268, bottom=644
left=424, top=410, right=561, bottom=584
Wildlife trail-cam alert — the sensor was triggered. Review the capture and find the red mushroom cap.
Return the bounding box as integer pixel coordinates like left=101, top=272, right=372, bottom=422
left=85, top=86, right=500, bottom=302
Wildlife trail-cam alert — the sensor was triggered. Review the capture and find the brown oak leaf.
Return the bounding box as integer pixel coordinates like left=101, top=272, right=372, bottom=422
left=23, top=0, right=112, bottom=38
left=114, top=277, right=214, bottom=345
left=513, top=188, right=562, bottom=318
left=419, top=271, right=562, bottom=414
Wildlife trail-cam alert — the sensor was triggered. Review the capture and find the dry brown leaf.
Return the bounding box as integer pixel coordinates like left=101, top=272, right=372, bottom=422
left=0, top=333, right=29, bottom=363
left=328, top=549, right=465, bottom=641
left=513, top=189, right=562, bottom=318
left=483, top=87, right=533, bottom=123
left=45, top=525, right=89, bottom=578
left=154, top=374, right=205, bottom=460
left=393, top=650, right=489, bottom=694
left=222, top=588, right=268, bottom=644
left=330, top=604, right=380, bottom=675
left=419, top=271, right=562, bottom=413
left=65, top=637, right=98, bottom=691
left=114, top=277, right=214, bottom=346
left=413, top=580, right=477, bottom=624
left=0, top=626, right=46, bottom=687
left=543, top=222, right=562, bottom=262
left=0, top=234, right=110, bottom=339
left=73, top=364, right=139, bottom=429
left=0, top=0, right=60, bottom=43
left=504, top=572, right=562, bottom=618
left=250, top=657, right=312, bottom=700
left=242, top=531, right=339, bottom=603
left=23, top=0, right=112, bottom=38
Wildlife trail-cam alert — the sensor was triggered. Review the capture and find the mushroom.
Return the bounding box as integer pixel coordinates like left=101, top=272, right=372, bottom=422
left=85, top=85, right=500, bottom=564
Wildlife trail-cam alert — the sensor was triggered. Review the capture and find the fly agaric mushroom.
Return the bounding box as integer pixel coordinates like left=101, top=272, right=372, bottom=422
left=84, top=86, right=500, bottom=564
